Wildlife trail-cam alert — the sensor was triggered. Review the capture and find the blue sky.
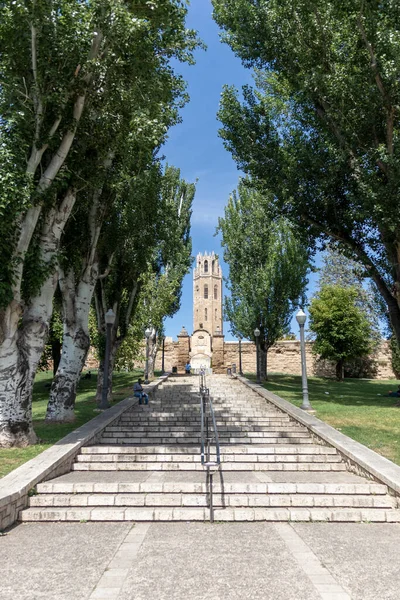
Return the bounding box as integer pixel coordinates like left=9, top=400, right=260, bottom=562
left=162, top=0, right=319, bottom=341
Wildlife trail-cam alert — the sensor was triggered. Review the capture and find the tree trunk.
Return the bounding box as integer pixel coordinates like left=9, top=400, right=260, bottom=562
left=0, top=326, right=37, bottom=447
left=147, top=329, right=158, bottom=380
left=259, top=345, right=268, bottom=381
left=46, top=273, right=94, bottom=422
left=336, top=359, right=345, bottom=381
left=0, top=192, right=76, bottom=447
left=95, top=338, right=121, bottom=405
left=52, top=338, right=62, bottom=376
left=46, top=161, right=115, bottom=422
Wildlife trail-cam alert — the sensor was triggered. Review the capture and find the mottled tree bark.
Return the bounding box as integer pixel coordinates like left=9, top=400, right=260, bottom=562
left=0, top=191, right=76, bottom=446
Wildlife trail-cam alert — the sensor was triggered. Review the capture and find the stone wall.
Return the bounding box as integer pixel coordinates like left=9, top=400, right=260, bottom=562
left=223, top=340, right=396, bottom=379
left=87, top=336, right=397, bottom=380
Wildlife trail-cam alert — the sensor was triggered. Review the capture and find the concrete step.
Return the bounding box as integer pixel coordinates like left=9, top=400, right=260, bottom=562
left=103, top=426, right=308, bottom=434
left=82, top=445, right=338, bottom=455
left=107, top=420, right=299, bottom=426
left=75, top=453, right=342, bottom=464
left=99, top=437, right=314, bottom=445
left=19, top=506, right=400, bottom=523
left=101, top=431, right=311, bottom=439
left=28, top=492, right=395, bottom=509
left=72, top=461, right=347, bottom=471
left=36, top=481, right=389, bottom=496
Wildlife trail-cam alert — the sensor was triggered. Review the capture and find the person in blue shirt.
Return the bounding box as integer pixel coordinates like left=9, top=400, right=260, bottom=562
left=185, top=362, right=191, bottom=375
left=133, top=379, right=149, bottom=405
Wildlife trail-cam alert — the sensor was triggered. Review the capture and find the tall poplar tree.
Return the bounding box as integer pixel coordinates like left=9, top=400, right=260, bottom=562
left=218, top=180, right=309, bottom=379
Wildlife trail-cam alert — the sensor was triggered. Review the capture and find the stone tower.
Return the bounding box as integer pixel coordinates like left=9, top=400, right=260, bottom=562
left=193, top=252, right=223, bottom=336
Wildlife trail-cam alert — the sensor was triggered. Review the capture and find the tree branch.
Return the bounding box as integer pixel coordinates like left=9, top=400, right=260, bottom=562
left=357, top=14, right=395, bottom=156
left=125, top=282, right=139, bottom=329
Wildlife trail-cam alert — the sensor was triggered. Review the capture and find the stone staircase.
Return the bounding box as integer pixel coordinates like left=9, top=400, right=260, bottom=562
left=20, top=375, right=400, bottom=522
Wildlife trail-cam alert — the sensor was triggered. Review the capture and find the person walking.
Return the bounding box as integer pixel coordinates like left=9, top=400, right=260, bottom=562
left=185, top=361, right=191, bottom=375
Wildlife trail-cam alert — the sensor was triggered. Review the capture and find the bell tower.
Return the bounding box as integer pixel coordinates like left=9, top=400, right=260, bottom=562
left=193, top=252, right=223, bottom=336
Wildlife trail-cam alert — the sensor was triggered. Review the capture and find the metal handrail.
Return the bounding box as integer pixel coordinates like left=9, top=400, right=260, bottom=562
left=199, top=367, right=221, bottom=522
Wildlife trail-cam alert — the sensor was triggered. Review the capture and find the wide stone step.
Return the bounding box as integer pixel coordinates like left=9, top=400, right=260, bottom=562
left=118, top=418, right=292, bottom=425
left=103, top=426, right=308, bottom=434
left=28, top=492, right=395, bottom=509
left=72, top=461, right=347, bottom=471
left=101, top=431, right=311, bottom=439
left=99, top=436, right=314, bottom=445
left=75, top=453, right=342, bottom=464
left=37, top=481, right=389, bottom=496
left=82, top=445, right=338, bottom=455
left=19, top=506, right=400, bottom=523
left=105, top=423, right=307, bottom=433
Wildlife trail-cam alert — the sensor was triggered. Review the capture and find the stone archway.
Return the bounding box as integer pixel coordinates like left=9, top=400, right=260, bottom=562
left=190, top=353, right=211, bottom=370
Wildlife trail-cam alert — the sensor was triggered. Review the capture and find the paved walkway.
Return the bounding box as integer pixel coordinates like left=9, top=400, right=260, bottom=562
left=1, top=520, right=400, bottom=599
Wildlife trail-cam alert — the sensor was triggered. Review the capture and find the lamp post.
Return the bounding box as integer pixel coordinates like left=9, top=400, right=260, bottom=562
left=99, top=308, right=116, bottom=410
left=296, top=309, right=313, bottom=412
left=238, top=335, right=243, bottom=376
left=161, top=336, right=165, bottom=375
left=144, top=326, right=152, bottom=384
left=254, top=327, right=261, bottom=384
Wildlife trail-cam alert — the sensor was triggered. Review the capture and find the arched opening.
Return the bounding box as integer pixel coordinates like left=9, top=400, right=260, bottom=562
left=215, top=308, right=218, bottom=321
left=205, top=308, right=208, bottom=321
left=204, top=260, right=209, bottom=273
left=214, top=285, right=218, bottom=300
left=212, top=260, right=215, bottom=273
left=204, top=285, right=208, bottom=299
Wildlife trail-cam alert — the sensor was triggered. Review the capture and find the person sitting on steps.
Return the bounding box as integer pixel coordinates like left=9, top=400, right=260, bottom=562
left=185, top=361, right=191, bottom=375
left=133, top=378, right=149, bottom=405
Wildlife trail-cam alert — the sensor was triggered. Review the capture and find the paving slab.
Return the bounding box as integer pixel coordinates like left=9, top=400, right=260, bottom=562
left=293, top=523, right=400, bottom=600
left=0, top=523, right=131, bottom=600
left=117, top=523, right=320, bottom=600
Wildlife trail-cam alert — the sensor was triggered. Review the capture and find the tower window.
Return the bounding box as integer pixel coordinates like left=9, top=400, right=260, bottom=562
left=212, top=260, right=215, bottom=273
left=215, top=309, right=217, bottom=321
left=205, top=308, right=208, bottom=321
left=214, top=285, right=218, bottom=300
left=204, top=285, right=208, bottom=299
left=204, top=260, right=208, bottom=273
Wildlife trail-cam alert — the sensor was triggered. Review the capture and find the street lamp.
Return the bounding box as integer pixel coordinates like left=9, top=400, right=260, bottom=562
left=99, top=308, right=116, bottom=410
left=238, top=335, right=243, bottom=376
left=296, top=309, right=313, bottom=412
left=161, top=336, right=165, bottom=375
left=254, top=327, right=261, bottom=384
left=144, top=326, right=152, bottom=384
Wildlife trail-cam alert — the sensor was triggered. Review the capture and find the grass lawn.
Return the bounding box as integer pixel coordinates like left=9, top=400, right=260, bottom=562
left=249, top=373, right=400, bottom=466
left=0, top=369, right=142, bottom=479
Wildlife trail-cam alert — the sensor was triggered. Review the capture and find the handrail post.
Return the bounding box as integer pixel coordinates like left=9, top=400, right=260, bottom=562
left=199, top=367, right=220, bottom=523
left=209, top=471, right=214, bottom=523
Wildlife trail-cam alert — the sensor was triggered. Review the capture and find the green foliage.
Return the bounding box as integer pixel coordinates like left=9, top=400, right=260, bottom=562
left=318, top=245, right=382, bottom=347
left=309, top=285, right=374, bottom=377
left=213, top=0, right=400, bottom=343
left=95, top=164, right=195, bottom=370
left=0, top=0, right=201, bottom=307
left=218, top=179, right=309, bottom=358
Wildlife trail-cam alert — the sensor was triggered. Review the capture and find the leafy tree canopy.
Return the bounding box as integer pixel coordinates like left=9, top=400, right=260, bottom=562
left=309, top=285, right=374, bottom=380
left=213, top=0, right=400, bottom=344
